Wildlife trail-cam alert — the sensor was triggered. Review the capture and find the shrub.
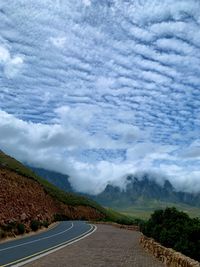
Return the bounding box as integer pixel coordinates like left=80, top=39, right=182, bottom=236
left=53, top=214, right=69, bottom=221
left=141, top=207, right=200, bottom=261
left=30, top=220, right=40, bottom=231
left=0, top=228, right=6, bottom=239
left=42, top=221, right=49, bottom=228
left=17, top=223, right=25, bottom=234
left=2, top=221, right=17, bottom=232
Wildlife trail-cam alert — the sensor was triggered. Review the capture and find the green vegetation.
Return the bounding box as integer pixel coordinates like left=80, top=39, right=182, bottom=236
left=2, top=221, right=17, bottom=233
left=0, top=150, right=134, bottom=225
left=53, top=214, right=71, bottom=221
left=116, top=200, right=200, bottom=220
left=0, top=220, right=49, bottom=238
left=30, top=220, right=40, bottom=231
left=41, top=221, right=50, bottom=228
left=140, top=207, right=200, bottom=261
left=0, top=221, right=26, bottom=236
left=102, top=208, right=141, bottom=225
left=17, top=223, right=25, bottom=234
left=0, top=229, right=6, bottom=239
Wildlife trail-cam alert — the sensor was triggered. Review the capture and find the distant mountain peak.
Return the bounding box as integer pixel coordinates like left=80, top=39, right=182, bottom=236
left=163, top=179, right=174, bottom=190
left=28, top=167, right=200, bottom=209
left=93, top=174, right=200, bottom=208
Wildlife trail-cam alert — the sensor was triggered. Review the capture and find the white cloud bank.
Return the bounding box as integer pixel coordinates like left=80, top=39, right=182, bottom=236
left=1, top=109, right=200, bottom=194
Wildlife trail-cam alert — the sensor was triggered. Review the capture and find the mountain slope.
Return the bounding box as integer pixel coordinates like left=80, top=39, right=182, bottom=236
left=0, top=168, right=103, bottom=225
left=0, top=150, right=134, bottom=234
left=0, top=151, right=105, bottom=229
left=0, top=150, right=103, bottom=210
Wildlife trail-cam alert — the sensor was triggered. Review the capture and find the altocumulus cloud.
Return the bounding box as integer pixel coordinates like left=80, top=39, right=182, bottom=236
left=1, top=0, right=200, bottom=194
left=0, top=45, right=23, bottom=78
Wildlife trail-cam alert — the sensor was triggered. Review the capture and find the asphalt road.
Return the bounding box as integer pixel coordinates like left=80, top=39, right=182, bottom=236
left=0, top=221, right=95, bottom=267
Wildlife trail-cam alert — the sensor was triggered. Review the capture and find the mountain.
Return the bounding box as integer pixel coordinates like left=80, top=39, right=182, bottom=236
left=0, top=151, right=105, bottom=226
left=0, top=150, right=134, bottom=237
left=30, top=168, right=200, bottom=209
left=93, top=175, right=200, bottom=208
left=29, top=167, right=73, bottom=192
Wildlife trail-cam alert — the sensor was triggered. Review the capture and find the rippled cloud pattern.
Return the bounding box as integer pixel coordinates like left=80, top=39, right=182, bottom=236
left=1, top=0, right=200, bottom=194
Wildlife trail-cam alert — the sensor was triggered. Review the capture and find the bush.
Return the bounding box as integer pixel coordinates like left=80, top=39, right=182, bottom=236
left=2, top=221, right=17, bottom=232
left=30, top=220, right=40, bottom=231
left=17, top=223, right=25, bottom=234
left=42, top=221, right=49, bottom=228
left=141, top=207, right=200, bottom=261
left=0, top=228, right=6, bottom=239
left=53, top=214, right=69, bottom=221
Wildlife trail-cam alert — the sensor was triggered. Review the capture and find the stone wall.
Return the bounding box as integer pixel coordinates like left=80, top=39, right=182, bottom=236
left=140, top=234, right=200, bottom=267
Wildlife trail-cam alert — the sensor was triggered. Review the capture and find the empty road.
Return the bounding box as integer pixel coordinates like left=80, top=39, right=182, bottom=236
left=0, top=221, right=95, bottom=267
left=25, top=224, right=164, bottom=267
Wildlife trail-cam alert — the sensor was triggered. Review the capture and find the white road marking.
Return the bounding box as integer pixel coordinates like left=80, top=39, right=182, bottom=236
left=0, top=222, right=73, bottom=252
left=6, top=224, right=97, bottom=267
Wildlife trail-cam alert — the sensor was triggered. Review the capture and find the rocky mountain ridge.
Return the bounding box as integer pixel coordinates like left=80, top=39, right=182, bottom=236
left=93, top=175, right=200, bottom=208
left=30, top=168, right=200, bottom=208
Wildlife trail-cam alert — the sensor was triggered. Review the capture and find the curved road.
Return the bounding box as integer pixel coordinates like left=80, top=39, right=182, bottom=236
left=0, top=221, right=95, bottom=267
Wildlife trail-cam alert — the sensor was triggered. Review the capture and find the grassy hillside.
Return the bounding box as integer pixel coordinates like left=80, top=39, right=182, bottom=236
left=0, top=150, right=135, bottom=225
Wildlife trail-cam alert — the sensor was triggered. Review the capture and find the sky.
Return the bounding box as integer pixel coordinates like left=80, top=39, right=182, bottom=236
left=1, top=0, right=200, bottom=195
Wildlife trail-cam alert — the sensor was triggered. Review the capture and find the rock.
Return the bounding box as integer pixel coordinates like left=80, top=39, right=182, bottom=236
left=20, top=213, right=27, bottom=221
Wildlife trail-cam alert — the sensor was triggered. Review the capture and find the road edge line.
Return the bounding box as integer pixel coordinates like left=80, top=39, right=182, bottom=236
left=7, top=224, right=97, bottom=267
left=0, top=223, right=74, bottom=252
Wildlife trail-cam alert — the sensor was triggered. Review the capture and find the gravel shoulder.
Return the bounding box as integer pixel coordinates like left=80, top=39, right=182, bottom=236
left=25, top=224, right=164, bottom=267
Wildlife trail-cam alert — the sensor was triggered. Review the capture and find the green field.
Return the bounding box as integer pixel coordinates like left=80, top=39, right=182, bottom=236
left=115, top=200, right=200, bottom=220
left=117, top=204, right=200, bottom=220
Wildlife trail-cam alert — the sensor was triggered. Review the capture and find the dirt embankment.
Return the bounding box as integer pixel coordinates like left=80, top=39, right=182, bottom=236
left=0, top=168, right=104, bottom=230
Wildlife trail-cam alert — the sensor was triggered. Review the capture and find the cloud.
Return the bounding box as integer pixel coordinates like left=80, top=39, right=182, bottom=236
left=0, top=109, right=89, bottom=156
left=82, top=0, right=91, bottom=7
left=49, top=36, right=67, bottom=48
left=0, top=46, right=10, bottom=62
left=0, top=0, right=200, bottom=194
left=1, top=109, right=200, bottom=194
left=54, top=105, right=95, bottom=127
left=68, top=160, right=137, bottom=194
left=0, top=45, right=23, bottom=78
left=179, top=140, right=200, bottom=158
left=110, top=123, right=142, bottom=143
